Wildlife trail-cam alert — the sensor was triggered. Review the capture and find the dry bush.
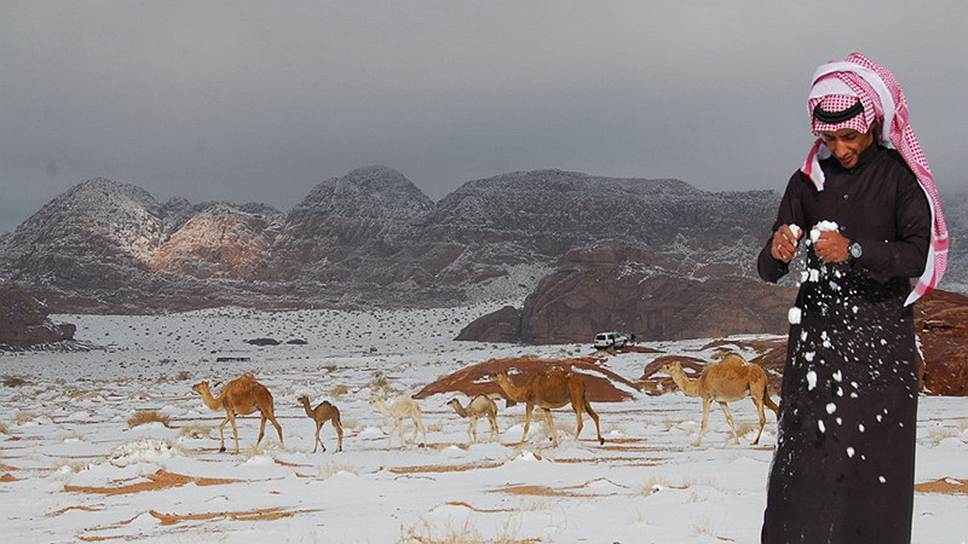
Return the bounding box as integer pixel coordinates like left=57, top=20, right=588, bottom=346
left=2, top=376, right=29, bottom=388
left=175, top=371, right=192, bottom=381
left=329, top=384, right=349, bottom=399
left=14, top=412, right=38, bottom=425
left=734, top=420, right=759, bottom=437
left=127, top=410, right=171, bottom=429
left=340, top=417, right=359, bottom=431
left=400, top=516, right=533, bottom=544
left=321, top=365, right=338, bottom=374
left=0, top=422, right=8, bottom=434
left=178, top=424, right=211, bottom=439
left=691, top=518, right=717, bottom=537
left=317, top=462, right=359, bottom=480
left=924, top=424, right=961, bottom=446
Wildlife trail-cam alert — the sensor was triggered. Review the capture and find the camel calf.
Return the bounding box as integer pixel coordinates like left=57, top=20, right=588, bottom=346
left=371, top=394, right=426, bottom=448
left=661, top=353, right=780, bottom=446
left=297, top=395, right=344, bottom=453
left=447, top=394, right=499, bottom=443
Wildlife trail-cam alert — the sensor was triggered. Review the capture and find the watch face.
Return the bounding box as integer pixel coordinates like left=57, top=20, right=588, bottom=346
left=850, top=243, right=862, bottom=258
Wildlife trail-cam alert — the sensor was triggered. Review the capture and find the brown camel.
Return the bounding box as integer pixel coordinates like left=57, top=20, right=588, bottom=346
left=297, top=395, right=344, bottom=453
left=661, top=353, right=780, bottom=446
left=493, top=368, right=604, bottom=447
left=191, top=373, right=284, bottom=454
left=446, top=394, right=500, bottom=443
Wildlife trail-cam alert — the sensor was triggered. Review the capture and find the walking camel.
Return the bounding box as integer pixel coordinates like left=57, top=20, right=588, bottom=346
left=661, top=353, right=780, bottom=446
left=492, top=368, right=604, bottom=447
left=371, top=394, right=427, bottom=448
left=446, top=394, right=500, bottom=443
left=191, top=373, right=284, bottom=454
left=297, top=395, right=344, bottom=453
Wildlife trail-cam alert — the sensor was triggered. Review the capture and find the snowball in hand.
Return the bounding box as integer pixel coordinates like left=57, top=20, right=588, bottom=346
left=789, top=224, right=803, bottom=240
left=810, top=220, right=840, bottom=242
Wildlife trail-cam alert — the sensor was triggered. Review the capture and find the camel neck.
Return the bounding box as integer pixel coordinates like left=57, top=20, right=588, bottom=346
left=450, top=402, right=468, bottom=418
left=497, top=376, right=525, bottom=401
left=199, top=388, right=223, bottom=410
left=300, top=399, right=314, bottom=417
left=671, top=371, right=702, bottom=397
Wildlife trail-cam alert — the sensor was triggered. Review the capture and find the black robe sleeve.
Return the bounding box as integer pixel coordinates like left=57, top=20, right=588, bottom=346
left=758, top=172, right=807, bottom=283
left=850, top=171, right=931, bottom=282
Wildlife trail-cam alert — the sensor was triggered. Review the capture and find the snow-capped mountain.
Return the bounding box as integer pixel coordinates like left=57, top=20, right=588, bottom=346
left=16, top=168, right=965, bottom=314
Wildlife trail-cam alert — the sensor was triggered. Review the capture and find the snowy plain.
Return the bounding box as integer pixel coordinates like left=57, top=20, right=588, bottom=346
left=0, top=304, right=965, bottom=543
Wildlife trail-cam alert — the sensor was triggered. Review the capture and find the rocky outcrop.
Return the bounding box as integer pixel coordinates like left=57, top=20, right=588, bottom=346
left=455, top=306, right=522, bottom=342
left=916, top=289, right=968, bottom=396
left=457, top=242, right=798, bottom=344
left=0, top=283, right=76, bottom=346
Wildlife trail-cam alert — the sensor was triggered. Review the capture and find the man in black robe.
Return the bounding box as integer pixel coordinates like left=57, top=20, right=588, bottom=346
left=757, top=53, right=947, bottom=544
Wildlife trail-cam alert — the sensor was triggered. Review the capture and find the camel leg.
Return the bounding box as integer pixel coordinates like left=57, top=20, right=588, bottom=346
left=573, top=402, right=585, bottom=440
left=694, top=398, right=712, bottom=447
left=719, top=401, right=740, bottom=444
left=415, top=413, right=427, bottom=445
left=521, top=403, right=534, bottom=443
left=468, top=416, right=477, bottom=443
left=256, top=415, right=267, bottom=447
left=583, top=398, right=605, bottom=445
left=228, top=413, right=241, bottom=454
left=333, top=416, right=344, bottom=453
left=488, top=414, right=499, bottom=439
left=314, top=421, right=324, bottom=453
left=543, top=408, right=558, bottom=447
left=751, top=394, right=767, bottom=445
left=217, top=416, right=229, bottom=453
left=270, top=415, right=284, bottom=448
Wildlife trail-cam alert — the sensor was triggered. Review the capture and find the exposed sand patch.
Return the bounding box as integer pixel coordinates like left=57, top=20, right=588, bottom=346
left=914, top=477, right=968, bottom=495
left=48, top=504, right=105, bottom=517
left=1, top=472, right=18, bottom=482
left=491, top=484, right=610, bottom=498
left=389, top=461, right=504, bottom=474
left=444, top=500, right=517, bottom=513
left=272, top=458, right=312, bottom=468
left=64, top=469, right=239, bottom=495
left=147, top=506, right=321, bottom=526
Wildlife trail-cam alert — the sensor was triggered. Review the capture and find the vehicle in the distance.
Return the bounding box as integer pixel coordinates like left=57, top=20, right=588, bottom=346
left=593, top=331, right=629, bottom=350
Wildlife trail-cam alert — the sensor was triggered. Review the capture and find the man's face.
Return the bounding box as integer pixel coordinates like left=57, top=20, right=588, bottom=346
left=820, top=128, right=875, bottom=168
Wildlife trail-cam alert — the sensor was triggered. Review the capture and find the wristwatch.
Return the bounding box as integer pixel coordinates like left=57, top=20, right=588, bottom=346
left=848, top=240, right=863, bottom=260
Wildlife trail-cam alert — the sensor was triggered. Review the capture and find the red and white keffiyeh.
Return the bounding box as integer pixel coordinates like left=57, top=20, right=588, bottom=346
left=800, top=52, right=948, bottom=306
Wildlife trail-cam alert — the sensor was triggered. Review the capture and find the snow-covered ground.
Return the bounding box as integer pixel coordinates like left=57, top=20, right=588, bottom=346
left=1, top=305, right=965, bottom=543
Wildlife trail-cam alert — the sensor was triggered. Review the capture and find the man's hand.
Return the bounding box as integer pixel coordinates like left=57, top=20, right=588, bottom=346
left=771, top=225, right=801, bottom=263
left=814, top=230, right=851, bottom=263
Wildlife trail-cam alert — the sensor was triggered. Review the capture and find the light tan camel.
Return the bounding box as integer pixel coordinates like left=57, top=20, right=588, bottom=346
left=446, top=394, right=500, bottom=443
left=493, top=368, right=604, bottom=447
left=661, top=354, right=780, bottom=446
left=297, top=395, right=344, bottom=453
left=191, top=373, right=284, bottom=454
left=371, top=394, right=426, bottom=448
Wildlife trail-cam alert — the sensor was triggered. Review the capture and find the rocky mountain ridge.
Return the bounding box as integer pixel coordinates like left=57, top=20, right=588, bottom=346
left=1, top=168, right=964, bottom=317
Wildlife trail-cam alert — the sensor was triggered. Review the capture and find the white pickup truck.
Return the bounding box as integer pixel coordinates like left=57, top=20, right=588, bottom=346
left=593, top=331, right=629, bottom=350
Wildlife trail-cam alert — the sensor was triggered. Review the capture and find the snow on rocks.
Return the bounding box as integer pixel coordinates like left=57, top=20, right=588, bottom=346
left=109, top=438, right=179, bottom=466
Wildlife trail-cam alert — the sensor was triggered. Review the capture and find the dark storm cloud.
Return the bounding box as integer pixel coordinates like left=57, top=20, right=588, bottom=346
left=1, top=1, right=965, bottom=232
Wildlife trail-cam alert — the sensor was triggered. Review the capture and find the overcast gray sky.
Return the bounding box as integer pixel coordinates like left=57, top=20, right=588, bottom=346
left=1, top=1, right=966, bottom=233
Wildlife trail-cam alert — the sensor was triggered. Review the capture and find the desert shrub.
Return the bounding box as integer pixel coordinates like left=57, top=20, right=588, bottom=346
left=175, top=371, right=192, bottom=381
left=329, top=384, right=349, bottom=399
left=2, top=376, right=28, bottom=388
left=127, top=410, right=171, bottom=429
left=178, top=424, right=211, bottom=439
